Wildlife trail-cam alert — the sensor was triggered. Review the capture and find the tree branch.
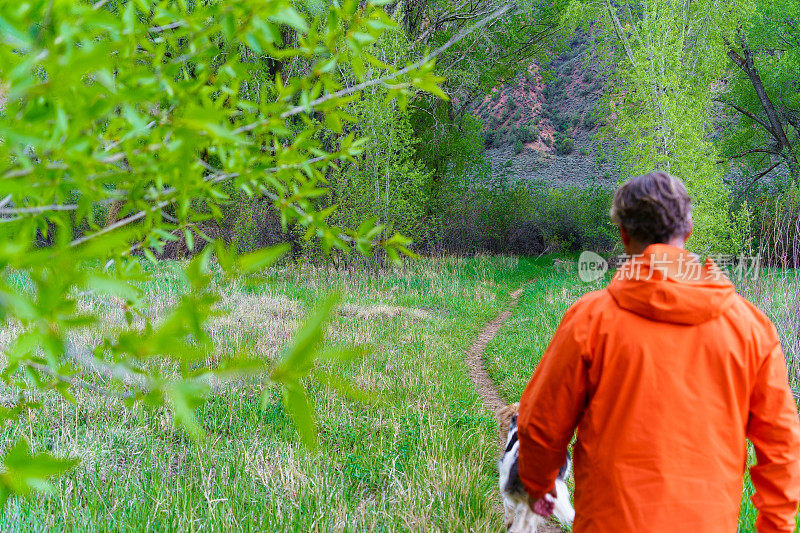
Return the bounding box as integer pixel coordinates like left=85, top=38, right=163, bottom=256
left=606, top=0, right=636, bottom=66
left=724, top=148, right=782, bottom=161
left=735, top=160, right=783, bottom=198
left=726, top=34, right=798, bottom=174
left=26, top=361, right=133, bottom=399
left=69, top=199, right=171, bottom=248
left=713, top=97, right=774, bottom=134
left=235, top=2, right=518, bottom=133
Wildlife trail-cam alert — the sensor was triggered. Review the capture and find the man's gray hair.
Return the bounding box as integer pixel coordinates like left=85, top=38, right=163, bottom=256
left=609, top=171, right=693, bottom=244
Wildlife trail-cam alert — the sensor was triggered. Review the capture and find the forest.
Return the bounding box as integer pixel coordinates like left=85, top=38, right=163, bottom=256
left=0, top=0, right=797, bottom=531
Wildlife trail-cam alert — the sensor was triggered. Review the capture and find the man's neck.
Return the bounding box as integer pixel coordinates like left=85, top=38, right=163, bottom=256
left=625, top=238, right=686, bottom=256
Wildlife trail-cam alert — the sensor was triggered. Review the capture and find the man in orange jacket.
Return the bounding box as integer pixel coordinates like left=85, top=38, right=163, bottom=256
left=517, top=171, right=800, bottom=532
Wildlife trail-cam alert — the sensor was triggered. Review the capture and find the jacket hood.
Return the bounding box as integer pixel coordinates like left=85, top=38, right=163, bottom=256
left=606, top=244, right=737, bottom=325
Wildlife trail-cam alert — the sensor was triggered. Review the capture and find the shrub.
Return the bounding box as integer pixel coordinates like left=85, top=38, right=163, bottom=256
left=580, top=146, right=589, bottom=155
left=508, top=98, right=517, bottom=110
left=543, top=136, right=553, bottom=147
left=514, top=139, right=524, bottom=154
left=737, top=183, right=800, bottom=267
left=583, top=113, right=597, bottom=129
left=516, top=126, right=538, bottom=143
left=499, top=125, right=509, bottom=139
left=514, top=110, right=522, bottom=121
left=526, top=71, right=536, bottom=85
left=556, top=136, right=574, bottom=155
left=492, top=128, right=507, bottom=148
left=571, top=113, right=580, bottom=128
left=435, top=183, right=616, bottom=255
left=484, top=130, right=496, bottom=148
left=534, top=185, right=617, bottom=253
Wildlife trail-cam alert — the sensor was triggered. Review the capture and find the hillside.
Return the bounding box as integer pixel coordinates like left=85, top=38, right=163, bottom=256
left=473, top=31, right=619, bottom=188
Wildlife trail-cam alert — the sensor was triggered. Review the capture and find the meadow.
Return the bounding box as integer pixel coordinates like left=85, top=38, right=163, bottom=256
left=2, top=255, right=797, bottom=532
left=2, top=257, right=535, bottom=531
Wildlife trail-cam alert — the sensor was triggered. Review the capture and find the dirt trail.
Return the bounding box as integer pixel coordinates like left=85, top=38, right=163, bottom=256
left=467, top=285, right=564, bottom=533
left=466, top=287, right=524, bottom=419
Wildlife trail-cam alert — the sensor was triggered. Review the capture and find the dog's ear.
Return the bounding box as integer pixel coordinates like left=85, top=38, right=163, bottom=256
left=497, top=403, right=521, bottom=442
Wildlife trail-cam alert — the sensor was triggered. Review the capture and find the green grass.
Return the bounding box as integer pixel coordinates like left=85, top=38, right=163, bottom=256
left=2, top=256, right=538, bottom=532
left=483, top=257, right=606, bottom=401
left=4, top=256, right=798, bottom=531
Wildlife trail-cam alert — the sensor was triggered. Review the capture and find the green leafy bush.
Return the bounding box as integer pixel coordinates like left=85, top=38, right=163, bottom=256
left=556, top=136, right=575, bottom=155
left=514, top=139, right=524, bottom=154
left=0, top=0, right=442, bottom=502
left=532, top=185, right=617, bottom=253
left=516, top=126, right=539, bottom=143
left=484, top=130, right=496, bottom=148
left=434, top=182, right=616, bottom=255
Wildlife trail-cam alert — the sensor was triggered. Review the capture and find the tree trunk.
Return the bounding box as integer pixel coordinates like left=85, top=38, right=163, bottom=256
left=727, top=36, right=799, bottom=178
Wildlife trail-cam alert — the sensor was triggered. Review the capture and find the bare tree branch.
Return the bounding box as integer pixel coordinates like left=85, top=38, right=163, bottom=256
left=714, top=97, right=774, bottom=133
left=26, top=361, right=133, bottom=398
left=606, top=0, right=637, bottom=66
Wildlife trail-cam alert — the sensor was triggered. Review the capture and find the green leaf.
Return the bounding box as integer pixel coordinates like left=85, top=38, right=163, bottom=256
left=86, top=275, right=140, bottom=301
left=184, top=229, right=194, bottom=252
left=269, top=7, right=309, bottom=34
left=313, top=369, right=379, bottom=404
left=415, top=75, right=449, bottom=101
left=282, top=380, right=318, bottom=451
left=0, top=15, right=32, bottom=48
left=271, top=292, right=340, bottom=382
left=166, top=381, right=209, bottom=440
left=0, top=439, right=78, bottom=508
left=214, top=240, right=236, bottom=276
left=238, top=243, right=290, bottom=274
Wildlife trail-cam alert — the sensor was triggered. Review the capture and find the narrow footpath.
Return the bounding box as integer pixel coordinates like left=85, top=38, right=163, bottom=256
left=466, top=284, right=564, bottom=533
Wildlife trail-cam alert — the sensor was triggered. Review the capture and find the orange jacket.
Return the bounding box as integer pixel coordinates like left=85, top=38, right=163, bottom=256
left=518, top=244, right=800, bottom=532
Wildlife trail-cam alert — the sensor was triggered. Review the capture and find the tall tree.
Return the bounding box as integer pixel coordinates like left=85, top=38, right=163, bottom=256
left=565, top=0, right=756, bottom=252
left=718, top=0, right=800, bottom=189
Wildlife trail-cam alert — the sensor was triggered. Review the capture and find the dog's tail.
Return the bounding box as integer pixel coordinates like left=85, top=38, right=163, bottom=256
left=550, top=478, right=575, bottom=525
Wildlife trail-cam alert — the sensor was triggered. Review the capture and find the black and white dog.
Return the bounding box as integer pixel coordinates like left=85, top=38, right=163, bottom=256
left=498, top=404, right=575, bottom=532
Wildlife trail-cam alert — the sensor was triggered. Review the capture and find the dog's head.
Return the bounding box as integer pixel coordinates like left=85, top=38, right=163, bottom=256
left=497, top=402, right=520, bottom=448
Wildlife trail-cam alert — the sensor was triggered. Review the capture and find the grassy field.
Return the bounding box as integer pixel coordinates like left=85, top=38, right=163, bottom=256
left=2, top=256, right=798, bottom=531
left=3, top=256, right=540, bottom=532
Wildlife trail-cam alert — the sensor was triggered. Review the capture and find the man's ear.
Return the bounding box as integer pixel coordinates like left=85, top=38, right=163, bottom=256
left=619, top=225, right=630, bottom=246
